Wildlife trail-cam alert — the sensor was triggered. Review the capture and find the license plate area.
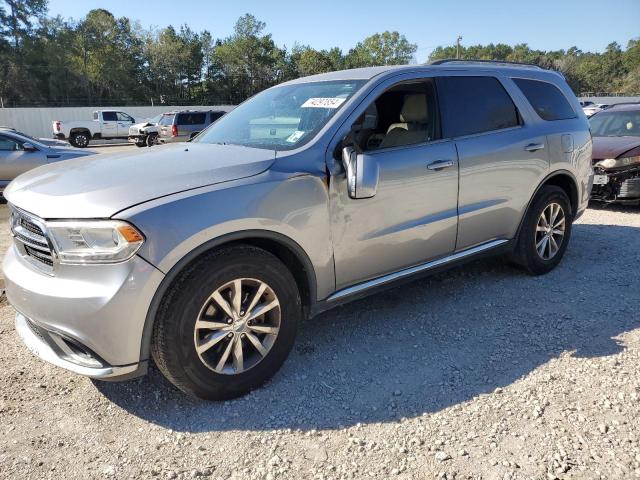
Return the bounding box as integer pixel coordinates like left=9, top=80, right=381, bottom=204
left=593, top=174, right=608, bottom=185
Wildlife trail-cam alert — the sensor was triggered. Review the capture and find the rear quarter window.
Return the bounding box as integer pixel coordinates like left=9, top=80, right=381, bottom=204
left=158, top=115, right=175, bottom=126
left=436, top=76, right=520, bottom=138
left=513, top=78, right=576, bottom=121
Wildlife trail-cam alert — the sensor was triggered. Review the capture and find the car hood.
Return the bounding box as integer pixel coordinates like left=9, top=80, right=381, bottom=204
left=592, top=136, right=640, bottom=160
left=5, top=143, right=276, bottom=219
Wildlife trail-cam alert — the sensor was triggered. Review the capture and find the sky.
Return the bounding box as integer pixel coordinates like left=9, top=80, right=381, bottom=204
left=46, top=0, right=639, bottom=61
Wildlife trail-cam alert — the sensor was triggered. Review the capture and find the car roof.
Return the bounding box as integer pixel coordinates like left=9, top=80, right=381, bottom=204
left=282, top=62, right=562, bottom=85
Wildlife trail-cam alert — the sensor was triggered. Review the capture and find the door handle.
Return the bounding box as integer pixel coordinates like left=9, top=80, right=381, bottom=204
left=524, top=143, right=545, bottom=152
left=427, top=159, right=454, bottom=171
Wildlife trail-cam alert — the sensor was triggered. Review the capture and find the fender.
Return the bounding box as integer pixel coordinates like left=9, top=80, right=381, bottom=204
left=138, top=229, right=317, bottom=361
left=514, top=168, right=579, bottom=240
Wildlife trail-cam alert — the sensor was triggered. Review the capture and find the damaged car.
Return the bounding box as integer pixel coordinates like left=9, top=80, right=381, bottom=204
left=589, top=103, right=640, bottom=204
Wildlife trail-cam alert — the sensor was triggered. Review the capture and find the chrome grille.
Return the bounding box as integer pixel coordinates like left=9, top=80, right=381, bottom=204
left=10, top=207, right=55, bottom=272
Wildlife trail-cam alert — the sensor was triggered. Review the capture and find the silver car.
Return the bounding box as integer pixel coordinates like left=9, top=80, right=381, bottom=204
left=3, top=62, right=593, bottom=400
left=0, top=128, right=96, bottom=196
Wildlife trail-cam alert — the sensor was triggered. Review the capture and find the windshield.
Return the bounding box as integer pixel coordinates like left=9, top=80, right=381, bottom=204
left=590, top=110, right=640, bottom=137
left=195, top=80, right=365, bottom=151
left=158, top=114, right=175, bottom=126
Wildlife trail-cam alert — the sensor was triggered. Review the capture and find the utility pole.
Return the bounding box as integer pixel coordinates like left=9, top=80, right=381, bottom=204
left=456, top=36, right=463, bottom=59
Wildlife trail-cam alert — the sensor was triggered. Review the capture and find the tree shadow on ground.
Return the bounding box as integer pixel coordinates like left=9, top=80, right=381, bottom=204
left=95, top=221, right=640, bottom=432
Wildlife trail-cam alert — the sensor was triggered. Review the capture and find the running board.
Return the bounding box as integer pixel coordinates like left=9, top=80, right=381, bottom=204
left=327, top=239, right=509, bottom=302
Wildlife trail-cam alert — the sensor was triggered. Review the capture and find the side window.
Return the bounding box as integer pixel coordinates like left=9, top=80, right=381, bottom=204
left=436, top=76, right=520, bottom=138
left=116, top=112, right=135, bottom=122
left=0, top=135, right=20, bottom=151
left=191, top=113, right=206, bottom=125
left=102, top=111, right=117, bottom=122
left=350, top=79, right=440, bottom=151
left=210, top=111, right=224, bottom=122
left=513, top=78, right=576, bottom=121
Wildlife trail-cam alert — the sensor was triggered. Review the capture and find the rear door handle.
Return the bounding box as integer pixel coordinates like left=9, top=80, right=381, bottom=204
left=524, top=143, right=545, bottom=152
left=427, top=159, right=455, bottom=171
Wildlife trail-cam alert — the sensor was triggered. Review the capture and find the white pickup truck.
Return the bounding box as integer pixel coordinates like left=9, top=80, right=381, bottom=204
left=52, top=110, right=137, bottom=148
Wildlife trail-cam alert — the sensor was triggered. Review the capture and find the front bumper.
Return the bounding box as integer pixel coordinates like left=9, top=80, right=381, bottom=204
left=15, top=313, right=145, bottom=379
left=591, top=165, right=640, bottom=202
left=3, top=243, right=165, bottom=380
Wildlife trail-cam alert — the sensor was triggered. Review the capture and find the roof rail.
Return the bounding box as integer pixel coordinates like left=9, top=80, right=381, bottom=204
left=429, top=59, right=543, bottom=69
left=605, top=101, right=640, bottom=108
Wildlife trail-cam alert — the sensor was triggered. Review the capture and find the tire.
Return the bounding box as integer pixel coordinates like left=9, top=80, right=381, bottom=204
left=151, top=245, right=302, bottom=400
left=135, top=140, right=146, bottom=148
left=69, top=131, right=90, bottom=148
left=512, top=185, right=573, bottom=275
left=146, top=133, right=158, bottom=147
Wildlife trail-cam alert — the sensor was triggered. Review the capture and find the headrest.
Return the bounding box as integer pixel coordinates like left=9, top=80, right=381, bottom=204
left=400, top=94, right=428, bottom=123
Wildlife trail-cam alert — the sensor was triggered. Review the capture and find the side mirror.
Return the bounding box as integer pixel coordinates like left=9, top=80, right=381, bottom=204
left=341, top=146, right=379, bottom=199
left=22, top=142, right=38, bottom=152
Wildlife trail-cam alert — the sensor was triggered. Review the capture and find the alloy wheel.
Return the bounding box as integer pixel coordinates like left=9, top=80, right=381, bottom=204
left=535, top=202, right=566, bottom=260
left=193, top=278, right=281, bottom=375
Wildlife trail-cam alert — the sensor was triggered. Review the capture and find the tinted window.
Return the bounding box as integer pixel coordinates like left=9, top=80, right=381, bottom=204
left=513, top=78, right=576, bottom=121
left=177, top=113, right=207, bottom=125
left=436, top=76, right=520, bottom=137
left=102, top=111, right=117, bottom=121
left=210, top=111, right=225, bottom=122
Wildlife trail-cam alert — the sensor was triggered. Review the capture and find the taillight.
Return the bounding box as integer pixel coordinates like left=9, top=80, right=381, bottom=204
left=55, top=121, right=61, bottom=132
left=171, top=124, right=178, bottom=137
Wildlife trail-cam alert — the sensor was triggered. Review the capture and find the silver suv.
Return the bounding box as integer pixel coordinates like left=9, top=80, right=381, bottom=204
left=3, top=62, right=593, bottom=400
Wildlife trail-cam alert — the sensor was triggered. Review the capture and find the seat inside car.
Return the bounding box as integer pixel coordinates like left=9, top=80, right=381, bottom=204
left=379, top=93, right=429, bottom=148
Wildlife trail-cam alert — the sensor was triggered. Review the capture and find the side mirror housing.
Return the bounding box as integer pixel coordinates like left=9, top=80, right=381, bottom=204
left=22, top=142, right=38, bottom=152
left=341, top=146, right=379, bottom=199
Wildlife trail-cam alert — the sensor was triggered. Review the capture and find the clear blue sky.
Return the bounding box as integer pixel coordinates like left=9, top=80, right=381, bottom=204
left=47, top=0, right=639, bottom=61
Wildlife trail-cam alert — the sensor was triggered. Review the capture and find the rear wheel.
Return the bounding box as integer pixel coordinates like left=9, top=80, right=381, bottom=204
left=69, top=131, right=90, bottom=148
left=151, top=246, right=301, bottom=400
left=512, top=185, right=572, bottom=275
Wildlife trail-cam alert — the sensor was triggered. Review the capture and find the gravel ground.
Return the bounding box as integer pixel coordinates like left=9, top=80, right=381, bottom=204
left=0, top=203, right=639, bottom=480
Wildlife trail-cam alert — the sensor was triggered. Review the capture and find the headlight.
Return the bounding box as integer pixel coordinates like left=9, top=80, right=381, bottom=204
left=46, top=220, right=144, bottom=264
left=595, top=155, right=640, bottom=169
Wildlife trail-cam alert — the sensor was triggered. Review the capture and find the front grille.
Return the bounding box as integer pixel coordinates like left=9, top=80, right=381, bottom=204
left=619, top=177, right=640, bottom=198
left=10, top=207, right=55, bottom=272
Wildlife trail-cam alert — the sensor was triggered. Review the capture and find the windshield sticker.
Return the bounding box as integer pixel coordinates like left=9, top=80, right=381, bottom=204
left=286, top=130, right=306, bottom=143
left=301, top=97, right=346, bottom=109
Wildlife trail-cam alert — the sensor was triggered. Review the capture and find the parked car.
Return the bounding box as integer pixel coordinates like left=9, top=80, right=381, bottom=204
left=128, top=114, right=162, bottom=147
left=3, top=62, right=592, bottom=400
left=158, top=110, right=226, bottom=144
left=0, top=127, right=96, bottom=197
left=53, top=110, right=137, bottom=148
left=582, top=103, right=609, bottom=117
left=589, top=102, right=640, bottom=203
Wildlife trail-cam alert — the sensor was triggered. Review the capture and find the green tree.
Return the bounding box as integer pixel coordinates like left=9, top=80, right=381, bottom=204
left=346, top=31, right=416, bottom=67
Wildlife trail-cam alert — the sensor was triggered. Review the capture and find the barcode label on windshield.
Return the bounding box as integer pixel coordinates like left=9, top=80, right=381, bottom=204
left=301, top=97, right=346, bottom=109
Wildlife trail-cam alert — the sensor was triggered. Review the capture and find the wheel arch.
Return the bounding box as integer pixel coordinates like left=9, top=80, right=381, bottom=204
left=139, top=230, right=317, bottom=361
left=69, top=127, right=91, bottom=136
left=515, top=169, right=579, bottom=239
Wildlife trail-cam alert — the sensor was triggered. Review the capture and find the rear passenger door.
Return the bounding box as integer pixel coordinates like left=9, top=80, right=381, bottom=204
left=179, top=112, right=207, bottom=139
left=435, top=75, right=549, bottom=251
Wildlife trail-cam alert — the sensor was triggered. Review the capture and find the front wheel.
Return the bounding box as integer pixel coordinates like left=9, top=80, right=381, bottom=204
left=146, top=132, right=158, bottom=147
left=512, top=185, right=572, bottom=275
left=151, top=246, right=301, bottom=400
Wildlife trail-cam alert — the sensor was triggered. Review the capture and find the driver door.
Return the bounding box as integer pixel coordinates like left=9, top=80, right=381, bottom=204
left=329, top=77, right=459, bottom=290
left=0, top=135, right=48, bottom=182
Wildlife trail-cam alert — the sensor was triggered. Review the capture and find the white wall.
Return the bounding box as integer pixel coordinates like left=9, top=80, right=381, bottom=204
left=0, top=105, right=235, bottom=139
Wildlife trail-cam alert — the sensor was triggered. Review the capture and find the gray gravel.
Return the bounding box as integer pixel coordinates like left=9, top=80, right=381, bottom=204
left=1, top=203, right=639, bottom=479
